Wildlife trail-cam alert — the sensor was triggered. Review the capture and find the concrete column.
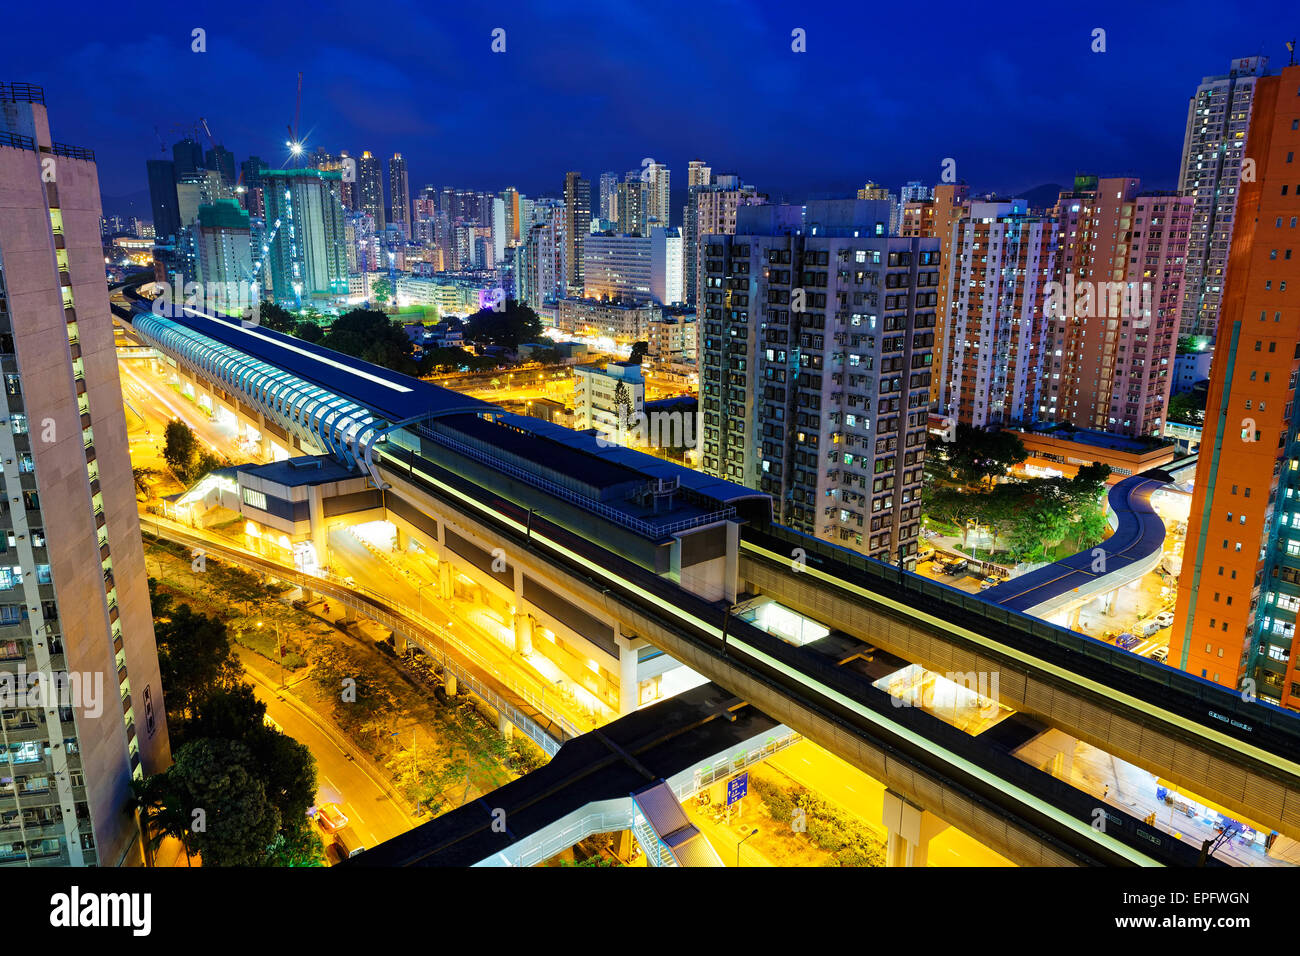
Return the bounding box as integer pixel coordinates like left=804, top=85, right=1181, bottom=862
left=444, top=672, right=457, bottom=696
left=307, top=485, right=327, bottom=566
left=1052, top=741, right=1076, bottom=783
left=496, top=712, right=513, bottom=740
left=616, top=634, right=639, bottom=715
left=438, top=560, right=453, bottom=601
left=881, top=790, right=949, bottom=868
left=341, top=603, right=357, bottom=624
left=394, top=525, right=406, bottom=553
left=513, top=612, right=533, bottom=657
left=301, top=586, right=314, bottom=604
left=1069, top=605, right=1083, bottom=632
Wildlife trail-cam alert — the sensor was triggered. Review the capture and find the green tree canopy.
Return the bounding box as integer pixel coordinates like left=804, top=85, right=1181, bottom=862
left=927, top=423, right=1028, bottom=489
left=628, top=341, right=649, bottom=365
left=162, top=420, right=198, bottom=479
left=152, top=597, right=240, bottom=722
left=258, top=302, right=299, bottom=334
left=168, top=738, right=282, bottom=866
left=321, top=309, right=418, bottom=375
left=463, top=298, right=543, bottom=351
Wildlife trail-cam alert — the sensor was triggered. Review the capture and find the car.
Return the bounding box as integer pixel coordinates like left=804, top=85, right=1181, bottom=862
left=1151, top=611, right=1175, bottom=629
left=979, top=576, right=1000, bottom=591
left=1151, top=647, right=1169, bottom=663
left=917, top=546, right=935, bottom=563
left=943, top=558, right=968, bottom=575
left=315, top=803, right=348, bottom=834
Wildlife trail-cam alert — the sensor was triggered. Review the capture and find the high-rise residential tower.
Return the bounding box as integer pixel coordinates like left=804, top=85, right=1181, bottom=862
left=1172, top=63, right=1300, bottom=709
left=563, top=171, right=590, bottom=294
left=699, top=200, right=937, bottom=565
left=598, top=172, right=619, bottom=223
left=358, top=151, right=385, bottom=235
left=1043, top=176, right=1192, bottom=437
left=1177, top=56, right=1270, bottom=341
left=388, top=153, right=410, bottom=239
left=938, top=200, right=1058, bottom=428
left=0, top=81, right=171, bottom=865
left=645, top=161, right=670, bottom=227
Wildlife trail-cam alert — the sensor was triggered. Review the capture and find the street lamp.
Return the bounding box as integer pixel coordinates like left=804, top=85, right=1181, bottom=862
left=737, top=827, right=758, bottom=868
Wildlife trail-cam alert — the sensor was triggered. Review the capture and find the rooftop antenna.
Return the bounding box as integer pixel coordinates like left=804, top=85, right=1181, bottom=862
left=1287, top=39, right=1296, bottom=67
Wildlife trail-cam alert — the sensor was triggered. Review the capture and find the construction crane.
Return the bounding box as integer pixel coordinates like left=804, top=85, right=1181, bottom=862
left=285, top=71, right=304, bottom=164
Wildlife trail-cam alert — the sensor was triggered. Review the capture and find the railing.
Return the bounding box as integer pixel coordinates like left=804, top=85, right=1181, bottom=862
left=142, top=518, right=579, bottom=750
left=0, top=82, right=44, bottom=104
left=0, top=130, right=35, bottom=152
left=50, top=142, right=94, bottom=162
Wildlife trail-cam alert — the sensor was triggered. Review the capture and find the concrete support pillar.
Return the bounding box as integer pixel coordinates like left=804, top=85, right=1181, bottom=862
left=513, top=612, right=533, bottom=657
left=301, top=586, right=314, bottom=605
left=1101, top=588, right=1117, bottom=614
left=394, top=525, right=406, bottom=553
left=341, top=604, right=357, bottom=624
left=438, top=560, right=453, bottom=601
left=307, top=485, right=327, bottom=568
left=444, top=672, right=457, bottom=697
left=881, top=790, right=949, bottom=868
left=496, top=712, right=513, bottom=740
left=1069, top=605, right=1083, bottom=632
left=613, top=828, right=633, bottom=861
left=616, top=634, right=639, bottom=715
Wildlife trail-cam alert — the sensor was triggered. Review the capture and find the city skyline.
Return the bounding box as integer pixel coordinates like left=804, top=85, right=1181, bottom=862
left=3, top=0, right=1297, bottom=215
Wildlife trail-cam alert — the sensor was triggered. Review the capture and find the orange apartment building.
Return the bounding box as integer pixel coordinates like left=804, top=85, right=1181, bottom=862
left=1043, top=177, right=1192, bottom=437
left=1172, top=64, right=1300, bottom=708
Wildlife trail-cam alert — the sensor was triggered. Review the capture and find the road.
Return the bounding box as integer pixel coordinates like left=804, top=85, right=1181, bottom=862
left=240, top=651, right=416, bottom=855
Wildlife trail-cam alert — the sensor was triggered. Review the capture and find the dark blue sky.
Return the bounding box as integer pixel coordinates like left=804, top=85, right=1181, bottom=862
left=2, top=0, right=1294, bottom=218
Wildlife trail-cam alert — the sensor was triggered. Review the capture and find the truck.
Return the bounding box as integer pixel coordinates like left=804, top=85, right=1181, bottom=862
left=334, top=826, right=366, bottom=859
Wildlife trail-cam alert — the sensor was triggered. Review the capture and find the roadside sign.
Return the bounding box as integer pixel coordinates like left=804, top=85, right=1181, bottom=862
left=727, top=773, right=748, bottom=806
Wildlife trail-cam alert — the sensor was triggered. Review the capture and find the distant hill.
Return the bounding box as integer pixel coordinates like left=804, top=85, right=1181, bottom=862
left=1012, top=182, right=1064, bottom=209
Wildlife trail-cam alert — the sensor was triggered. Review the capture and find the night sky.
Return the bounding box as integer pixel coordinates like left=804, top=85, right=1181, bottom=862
left=2, top=0, right=1295, bottom=218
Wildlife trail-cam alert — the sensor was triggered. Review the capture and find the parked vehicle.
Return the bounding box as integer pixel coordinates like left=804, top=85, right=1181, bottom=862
left=1151, top=611, right=1175, bottom=629
left=315, top=803, right=348, bottom=834
left=334, top=826, right=366, bottom=859
left=1152, top=646, right=1169, bottom=663
left=979, top=576, right=1000, bottom=591
left=1114, top=633, right=1140, bottom=651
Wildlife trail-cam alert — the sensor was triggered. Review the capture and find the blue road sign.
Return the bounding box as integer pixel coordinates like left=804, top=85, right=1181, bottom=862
left=727, top=773, right=749, bottom=806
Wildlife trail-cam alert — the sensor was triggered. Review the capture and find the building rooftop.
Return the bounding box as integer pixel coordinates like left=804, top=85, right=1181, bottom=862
left=238, top=454, right=361, bottom=488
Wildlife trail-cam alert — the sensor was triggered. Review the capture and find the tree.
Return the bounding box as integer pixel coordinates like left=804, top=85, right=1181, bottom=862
left=321, top=309, right=418, bottom=375
left=162, top=420, right=198, bottom=480
left=371, top=277, right=393, bottom=307
left=294, top=320, right=324, bottom=343
left=927, top=423, right=1028, bottom=489
left=463, top=298, right=543, bottom=351
left=181, top=684, right=317, bottom=825
left=258, top=302, right=299, bottom=334
left=132, top=466, right=158, bottom=498
left=628, top=341, right=649, bottom=366
left=153, top=602, right=240, bottom=722
left=1168, top=390, right=1205, bottom=425
left=168, top=738, right=281, bottom=866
